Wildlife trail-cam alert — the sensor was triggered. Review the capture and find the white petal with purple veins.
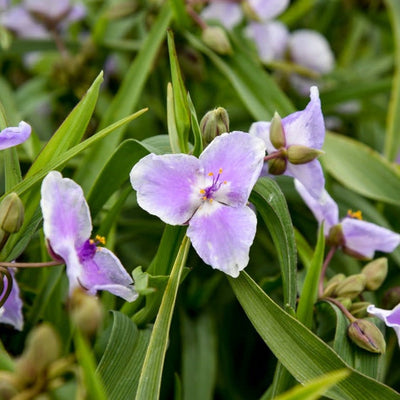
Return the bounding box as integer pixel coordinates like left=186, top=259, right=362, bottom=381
left=187, top=202, right=257, bottom=277
left=368, top=304, right=400, bottom=346
left=0, top=121, right=31, bottom=150
left=130, top=153, right=201, bottom=225
left=199, top=131, right=265, bottom=206
left=341, top=218, right=400, bottom=259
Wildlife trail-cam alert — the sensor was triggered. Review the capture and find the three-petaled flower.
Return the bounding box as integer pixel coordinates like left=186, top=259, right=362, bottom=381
left=367, top=303, right=400, bottom=346
left=130, top=131, right=266, bottom=277
left=295, top=180, right=400, bottom=259
left=41, top=171, right=137, bottom=301
left=250, top=86, right=326, bottom=199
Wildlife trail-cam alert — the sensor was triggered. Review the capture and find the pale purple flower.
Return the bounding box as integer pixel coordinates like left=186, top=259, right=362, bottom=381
left=295, top=180, right=400, bottom=259
left=41, top=171, right=137, bottom=302
left=130, top=131, right=266, bottom=277
left=0, top=121, right=31, bottom=149
left=0, top=268, right=23, bottom=331
left=367, top=304, right=400, bottom=346
left=249, top=86, right=326, bottom=199
left=247, top=0, right=289, bottom=21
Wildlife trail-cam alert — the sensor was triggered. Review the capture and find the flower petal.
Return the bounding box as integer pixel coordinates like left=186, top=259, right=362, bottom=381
left=0, top=269, right=23, bottom=331
left=0, top=121, right=31, bottom=150
left=245, top=21, right=289, bottom=64
left=289, top=29, right=334, bottom=74
left=80, top=248, right=137, bottom=302
left=41, top=171, right=92, bottom=258
left=341, top=218, right=400, bottom=259
left=247, top=0, right=289, bottom=21
left=130, top=153, right=201, bottom=225
left=25, top=0, right=71, bottom=20
left=201, top=2, right=242, bottom=30
left=368, top=304, right=400, bottom=346
left=286, top=159, right=325, bottom=199
left=282, top=86, right=325, bottom=149
left=187, top=202, right=257, bottom=277
left=294, top=180, right=338, bottom=234
left=249, top=120, right=275, bottom=152
left=199, top=131, right=266, bottom=206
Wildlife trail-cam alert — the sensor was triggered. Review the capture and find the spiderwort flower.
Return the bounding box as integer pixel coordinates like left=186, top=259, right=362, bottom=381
left=130, top=131, right=266, bottom=277
left=367, top=303, right=400, bottom=346
left=0, top=121, right=31, bottom=150
left=295, top=180, right=400, bottom=259
left=0, top=268, right=23, bottom=331
left=40, top=171, right=137, bottom=302
left=249, top=86, right=326, bottom=199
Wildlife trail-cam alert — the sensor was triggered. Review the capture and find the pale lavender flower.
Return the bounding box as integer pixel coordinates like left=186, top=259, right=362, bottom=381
left=0, top=269, right=23, bottom=331
left=41, top=171, right=137, bottom=302
left=249, top=86, right=326, bottom=199
left=295, top=180, right=400, bottom=259
left=246, top=0, right=289, bottom=21
left=367, top=304, right=400, bottom=346
left=0, top=121, right=31, bottom=149
left=130, top=131, right=266, bottom=277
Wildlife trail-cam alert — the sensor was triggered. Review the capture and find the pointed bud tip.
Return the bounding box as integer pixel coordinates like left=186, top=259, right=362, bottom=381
left=287, top=145, right=324, bottom=165
left=270, top=112, right=285, bottom=149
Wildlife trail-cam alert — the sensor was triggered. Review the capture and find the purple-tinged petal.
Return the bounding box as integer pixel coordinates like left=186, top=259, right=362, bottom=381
left=249, top=121, right=274, bottom=152
left=0, top=121, right=31, bottom=150
left=286, top=159, right=325, bottom=199
left=368, top=304, right=400, bottom=346
left=80, top=248, right=137, bottom=302
left=289, top=30, right=334, bottom=74
left=294, top=180, right=338, bottom=234
left=130, top=153, right=202, bottom=225
left=41, top=171, right=92, bottom=259
left=282, top=86, right=325, bottom=149
left=187, top=202, right=257, bottom=277
left=341, top=218, right=400, bottom=259
left=247, top=0, right=289, bottom=21
left=199, top=131, right=265, bottom=206
left=0, top=269, right=23, bottom=331
left=65, top=4, right=86, bottom=22
left=25, top=0, right=71, bottom=20
left=201, top=2, right=243, bottom=30
left=245, top=21, right=289, bottom=63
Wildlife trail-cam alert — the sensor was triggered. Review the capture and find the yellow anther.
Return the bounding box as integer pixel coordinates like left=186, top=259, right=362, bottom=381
left=208, top=172, right=214, bottom=176
left=223, top=180, right=227, bottom=184
left=202, top=196, right=207, bottom=200
left=219, top=168, right=223, bottom=174
left=95, top=235, right=106, bottom=245
left=209, top=198, right=213, bottom=203
left=347, top=210, right=362, bottom=220
left=89, top=239, right=94, bottom=244
left=200, top=189, right=205, bottom=194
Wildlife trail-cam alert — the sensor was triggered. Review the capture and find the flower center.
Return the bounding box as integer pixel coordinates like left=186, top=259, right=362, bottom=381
left=347, top=209, right=362, bottom=220
left=78, top=235, right=106, bottom=262
left=199, top=168, right=227, bottom=203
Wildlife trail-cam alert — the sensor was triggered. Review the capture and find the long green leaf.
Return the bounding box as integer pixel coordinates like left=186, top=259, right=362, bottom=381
left=135, top=236, right=190, bottom=400
left=229, top=272, right=400, bottom=400
left=323, top=132, right=400, bottom=205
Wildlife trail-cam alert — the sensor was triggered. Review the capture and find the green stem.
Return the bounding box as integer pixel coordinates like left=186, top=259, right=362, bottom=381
left=0, top=260, right=64, bottom=268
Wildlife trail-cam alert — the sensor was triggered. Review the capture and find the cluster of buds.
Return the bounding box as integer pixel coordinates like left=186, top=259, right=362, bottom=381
left=322, top=258, right=388, bottom=353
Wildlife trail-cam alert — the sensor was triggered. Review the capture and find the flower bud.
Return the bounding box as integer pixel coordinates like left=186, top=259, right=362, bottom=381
left=383, top=286, right=400, bottom=309
left=69, top=289, right=103, bottom=337
left=347, top=319, right=386, bottom=354
left=15, top=323, right=61, bottom=385
left=361, top=258, right=388, bottom=291
left=242, top=1, right=260, bottom=21
left=0, top=193, right=24, bottom=233
left=268, top=157, right=287, bottom=175
left=334, top=274, right=367, bottom=299
left=202, top=26, right=232, bottom=55
left=336, top=297, right=353, bottom=309
left=287, top=145, right=324, bottom=165
left=326, top=224, right=344, bottom=248
left=0, top=379, right=18, bottom=400
left=350, top=301, right=370, bottom=318
left=322, top=273, right=346, bottom=297
left=200, top=107, right=230, bottom=146
left=269, top=112, right=285, bottom=149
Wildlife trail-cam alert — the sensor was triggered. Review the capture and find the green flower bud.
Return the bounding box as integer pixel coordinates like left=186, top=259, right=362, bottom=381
left=202, top=26, right=232, bottom=55
left=70, top=289, right=103, bottom=337
left=0, top=379, right=18, bottom=400
left=200, top=107, right=230, bottom=146
left=336, top=297, right=353, bottom=309
left=287, top=145, right=324, bottom=165
left=269, top=112, right=285, bottom=149
left=322, top=273, right=346, bottom=297
left=15, top=323, right=61, bottom=385
left=326, top=224, right=344, bottom=248
left=268, top=156, right=287, bottom=175
left=350, top=301, right=371, bottom=318
left=361, top=258, right=388, bottom=291
left=242, top=1, right=261, bottom=21
left=0, top=193, right=24, bottom=233
left=334, top=274, right=367, bottom=299
left=347, top=319, right=386, bottom=354
left=383, top=286, right=400, bottom=309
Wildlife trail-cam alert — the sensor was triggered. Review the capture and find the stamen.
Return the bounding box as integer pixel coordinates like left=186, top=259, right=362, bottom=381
left=208, top=172, right=214, bottom=176
left=347, top=209, right=362, bottom=220
left=95, top=235, right=106, bottom=245
left=219, top=168, right=223, bottom=174
left=200, top=189, right=205, bottom=194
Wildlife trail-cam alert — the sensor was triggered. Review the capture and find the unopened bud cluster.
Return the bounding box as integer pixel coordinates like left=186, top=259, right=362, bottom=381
left=322, top=257, right=388, bottom=353
left=200, top=107, right=230, bottom=146
left=0, top=193, right=24, bottom=250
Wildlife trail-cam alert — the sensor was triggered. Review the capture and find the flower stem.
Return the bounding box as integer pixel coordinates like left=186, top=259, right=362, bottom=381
left=318, top=246, right=337, bottom=298
left=324, top=297, right=356, bottom=323
left=0, top=260, right=64, bottom=268
left=264, top=150, right=284, bottom=162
